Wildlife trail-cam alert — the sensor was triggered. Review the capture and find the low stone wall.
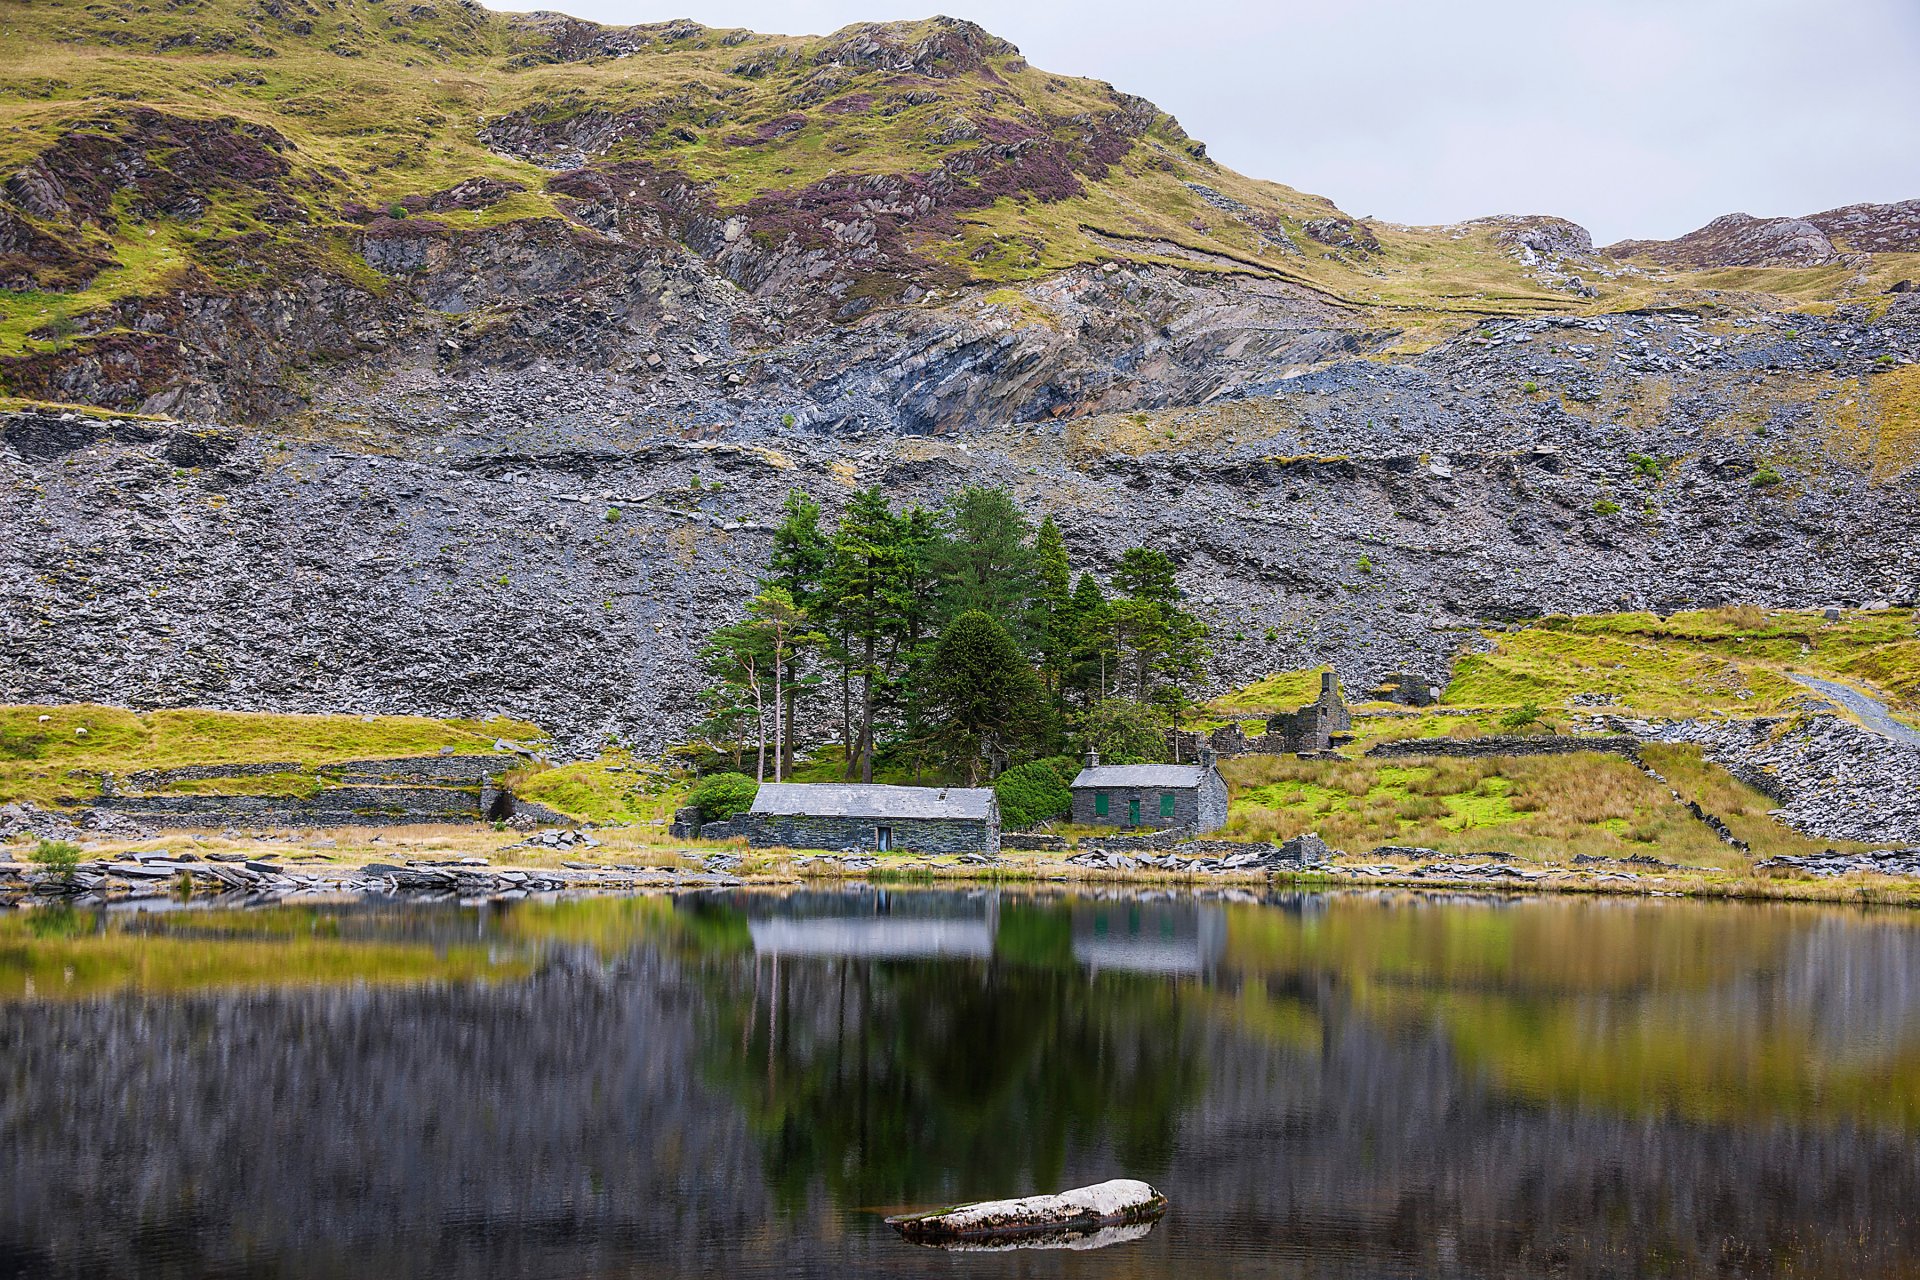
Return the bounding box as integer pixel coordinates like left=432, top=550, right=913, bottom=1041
left=1001, top=833, right=1068, bottom=852
left=1084, top=827, right=1194, bottom=852
left=95, top=786, right=487, bottom=828
left=1367, top=735, right=1640, bottom=760
left=122, top=753, right=514, bottom=790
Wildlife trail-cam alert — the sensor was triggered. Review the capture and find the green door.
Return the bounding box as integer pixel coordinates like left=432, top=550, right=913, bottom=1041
left=1127, top=797, right=1140, bottom=827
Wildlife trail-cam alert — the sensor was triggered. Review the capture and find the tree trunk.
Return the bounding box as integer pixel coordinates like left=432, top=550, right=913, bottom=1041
left=772, top=630, right=784, bottom=783
left=840, top=664, right=854, bottom=781
left=753, top=678, right=766, bottom=783
left=860, top=632, right=876, bottom=784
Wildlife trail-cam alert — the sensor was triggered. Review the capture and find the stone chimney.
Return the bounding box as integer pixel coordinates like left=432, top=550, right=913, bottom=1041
left=1198, top=746, right=1217, bottom=770
left=1320, top=670, right=1337, bottom=704
left=1085, top=747, right=1101, bottom=769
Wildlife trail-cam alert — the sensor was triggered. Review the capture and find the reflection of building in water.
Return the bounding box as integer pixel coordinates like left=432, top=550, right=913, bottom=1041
left=744, top=891, right=999, bottom=960
left=1072, top=901, right=1226, bottom=977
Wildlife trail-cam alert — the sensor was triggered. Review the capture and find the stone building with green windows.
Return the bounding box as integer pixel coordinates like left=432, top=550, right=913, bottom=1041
left=1068, top=752, right=1229, bottom=833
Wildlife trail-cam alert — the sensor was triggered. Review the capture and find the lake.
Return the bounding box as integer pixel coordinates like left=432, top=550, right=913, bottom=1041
left=4, top=887, right=1919, bottom=1278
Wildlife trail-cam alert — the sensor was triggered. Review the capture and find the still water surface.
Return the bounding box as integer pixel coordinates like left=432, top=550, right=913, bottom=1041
left=4, top=887, right=1920, bottom=1278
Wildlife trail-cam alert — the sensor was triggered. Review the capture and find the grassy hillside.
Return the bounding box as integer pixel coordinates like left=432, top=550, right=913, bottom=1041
left=1446, top=607, right=1920, bottom=724
left=0, top=703, right=542, bottom=804
left=0, top=0, right=1901, bottom=382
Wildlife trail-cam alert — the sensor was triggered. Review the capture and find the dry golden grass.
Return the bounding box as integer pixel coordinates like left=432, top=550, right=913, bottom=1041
left=1221, top=750, right=1755, bottom=868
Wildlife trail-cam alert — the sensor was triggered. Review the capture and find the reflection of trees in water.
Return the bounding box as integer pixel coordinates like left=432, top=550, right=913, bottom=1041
left=696, top=906, right=1206, bottom=1211
left=7, top=894, right=1920, bottom=1276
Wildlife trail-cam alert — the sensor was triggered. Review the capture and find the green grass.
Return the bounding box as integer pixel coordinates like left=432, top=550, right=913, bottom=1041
left=508, top=749, right=683, bottom=825
left=1442, top=607, right=1920, bottom=723
left=1221, top=750, right=1784, bottom=867
left=1208, top=666, right=1336, bottom=715
left=0, top=703, right=544, bottom=805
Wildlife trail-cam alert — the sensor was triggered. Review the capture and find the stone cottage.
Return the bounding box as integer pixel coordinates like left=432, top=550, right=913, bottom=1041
left=744, top=782, right=1000, bottom=854
left=1069, top=751, right=1229, bottom=833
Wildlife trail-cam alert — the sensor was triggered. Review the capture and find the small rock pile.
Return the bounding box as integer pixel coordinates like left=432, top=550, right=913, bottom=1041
left=508, top=829, right=600, bottom=852
left=1756, top=849, right=1920, bottom=878
left=1067, top=833, right=1333, bottom=875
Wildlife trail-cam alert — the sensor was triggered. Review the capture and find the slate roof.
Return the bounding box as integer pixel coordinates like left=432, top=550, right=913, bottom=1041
left=749, top=782, right=998, bottom=821
left=1070, top=764, right=1207, bottom=789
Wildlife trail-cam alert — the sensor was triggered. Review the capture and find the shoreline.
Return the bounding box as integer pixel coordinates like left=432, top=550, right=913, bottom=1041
left=5, top=836, right=1919, bottom=909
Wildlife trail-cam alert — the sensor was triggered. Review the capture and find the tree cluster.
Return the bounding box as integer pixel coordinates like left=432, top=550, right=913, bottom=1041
left=698, top=486, right=1209, bottom=785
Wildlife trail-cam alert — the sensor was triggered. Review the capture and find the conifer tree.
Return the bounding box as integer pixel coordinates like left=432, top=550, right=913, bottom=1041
left=827, top=487, right=906, bottom=783
left=928, top=610, right=1043, bottom=783
left=766, top=489, right=829, bottom=773
left=932, top=486, right=1034, bottom=628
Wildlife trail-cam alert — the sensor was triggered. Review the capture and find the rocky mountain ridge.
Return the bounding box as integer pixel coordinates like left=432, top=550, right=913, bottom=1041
left=1606, top=199, right=1920, bottom=270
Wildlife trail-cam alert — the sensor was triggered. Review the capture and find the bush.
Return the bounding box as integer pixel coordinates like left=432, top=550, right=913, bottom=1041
left=31, top=839, right=80, bottom=880
left=1752, top=466, right=1783, bottom=487
left=1499, top=702, right=1545, bottom=731
left=995, top=761, right=1073, bottom=830
left=689, top=772, right=759, bottom=821
left=604, top=506, right=621, bottom=522
left=1592, top=499, right=1622, bottom=515
left=1522, top=381, right=1539, bottom=394
left=387, top=202, right=407, bottom=219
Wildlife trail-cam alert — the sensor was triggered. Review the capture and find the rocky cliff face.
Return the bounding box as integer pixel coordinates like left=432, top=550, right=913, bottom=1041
left=7, top=296, right=1917, bottom=752
left=1605, top=199, right=1920, bottom=268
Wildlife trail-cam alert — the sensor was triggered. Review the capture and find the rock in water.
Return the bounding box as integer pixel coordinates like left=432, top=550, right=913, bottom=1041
left=886, top=1179, right=1167, bottom=1242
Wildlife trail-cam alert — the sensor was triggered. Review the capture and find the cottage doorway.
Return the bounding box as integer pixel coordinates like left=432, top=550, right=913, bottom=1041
left=876, top=825, right=893, bottom=852
left=1127, top=798, right=1140, bottom=827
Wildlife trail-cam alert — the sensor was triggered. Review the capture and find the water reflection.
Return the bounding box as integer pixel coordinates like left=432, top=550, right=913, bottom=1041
left=3, top=889, right=1920, bottom=1276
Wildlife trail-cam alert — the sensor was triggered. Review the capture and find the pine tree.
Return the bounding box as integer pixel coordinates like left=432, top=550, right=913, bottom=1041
left=927, top=610, right=1043, bottom=783
left=1110, top=546, right=1209, bottom=710
left=893, top=504, right=945, bottom=781
left=1028, top=516, right=1074, bottom=742
left=766, top=488, right=830, bottom=775
left=826, top=487, right=906, bottom=783
left=932, top=486, right=1034, bottom=628
left=746, top=586, right=818, bottom=783
left=1067, top=571, right=1114, bottom=705
left=698, top=619, right=773, bottom=778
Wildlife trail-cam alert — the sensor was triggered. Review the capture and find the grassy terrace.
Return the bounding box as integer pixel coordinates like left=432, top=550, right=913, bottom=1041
left=0, top=704, right=544, bottom=806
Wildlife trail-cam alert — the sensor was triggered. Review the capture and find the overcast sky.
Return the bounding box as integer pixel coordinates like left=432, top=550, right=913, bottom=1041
left=511, top=0, right=1920, bottom=245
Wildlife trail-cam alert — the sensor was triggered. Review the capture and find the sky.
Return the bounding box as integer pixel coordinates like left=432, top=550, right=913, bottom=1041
left=499, top=0, right=1920, bottom=245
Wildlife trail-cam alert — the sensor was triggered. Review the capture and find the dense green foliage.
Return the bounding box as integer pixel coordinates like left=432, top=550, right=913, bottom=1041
left=688, top=772, right=760, bottom=821
left=993, top=760, right=1074, bottom=830
left=698, top=484, right=1208, bottom=783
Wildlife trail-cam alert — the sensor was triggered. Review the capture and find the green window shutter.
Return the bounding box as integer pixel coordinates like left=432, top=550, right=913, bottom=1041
left=1160, top=793, right=1176, bottom=818
left=1094, top=792, right=1109, bottom=817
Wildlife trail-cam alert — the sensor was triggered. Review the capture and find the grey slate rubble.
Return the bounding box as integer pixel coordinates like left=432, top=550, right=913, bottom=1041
left=1647, top=714, right=1920, bottom=843
left=6, top=299, right=1919, bottom=759
left=1756, top=850, right=1920, bottom=878
left=1067, top=832, right=1332, bottom=874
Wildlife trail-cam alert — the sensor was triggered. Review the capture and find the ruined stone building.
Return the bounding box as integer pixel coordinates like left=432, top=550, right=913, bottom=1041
left=1172, top=671, right=1353, bottom=760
